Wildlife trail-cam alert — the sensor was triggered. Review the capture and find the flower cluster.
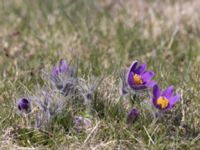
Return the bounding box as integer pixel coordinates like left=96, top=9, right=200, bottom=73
left=121, top=61, right=180, bottom=123
left=16, top=59, right=100, bottom=130
left=16, top=59, right=180, bottom=129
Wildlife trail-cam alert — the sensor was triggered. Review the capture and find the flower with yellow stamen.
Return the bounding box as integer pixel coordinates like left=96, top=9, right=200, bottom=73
left=156, top=96, right=169, bottom=109
left=127, top=61, right=156, bottom=90
left=133, top=74, right=143, bottom=85
left=152, top=84, right=180, bottom=110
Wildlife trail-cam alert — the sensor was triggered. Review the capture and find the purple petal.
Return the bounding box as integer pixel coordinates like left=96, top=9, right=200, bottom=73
left=21, top=98, right=29, bottom=104
left=145, top=81, right=157, bottom=87
left=161, top=86, right=174, bottom=99
left=129, top=61, right=138, bottom=73
left=142, top=71, right=154, bottom=83
left=52, top=65, right=59, bottom=76
left=59, top=59, right=68, bottom=73
left=127, top=72, right=134, bottom=87
left=135, top=64, right=146, bottom=74
left=127, top=108, right=140, bottom=124
left=168, top=95, right=180, bottom=108
left=20, top=103, right=29, bottom=110
left=153, top=84, right=160, bottom=100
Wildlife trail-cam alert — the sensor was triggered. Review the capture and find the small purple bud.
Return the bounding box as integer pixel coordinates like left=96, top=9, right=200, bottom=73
left=86, top=92, right=92, bottom=100
left=17, top=98, right=31, bottom=113
left=52, top=65, right=59, bottom=76
left=52, top=59, right=68, bottom=77
left=59, top=59, right=68, bottom=73
left=127, top=108, right=139, bottom=124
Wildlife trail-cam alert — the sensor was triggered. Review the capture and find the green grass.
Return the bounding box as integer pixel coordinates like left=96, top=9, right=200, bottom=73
left=0, top=0, right=200, bottom=149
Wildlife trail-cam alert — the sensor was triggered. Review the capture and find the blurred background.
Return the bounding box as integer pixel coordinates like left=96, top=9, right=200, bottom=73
left=1, top=0, right=200, bottom=75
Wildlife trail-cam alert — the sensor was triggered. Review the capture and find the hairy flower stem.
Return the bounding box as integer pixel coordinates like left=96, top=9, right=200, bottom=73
left=86, top=104, right=92, bottom=116
left=129, top=92, right=140, bottom=107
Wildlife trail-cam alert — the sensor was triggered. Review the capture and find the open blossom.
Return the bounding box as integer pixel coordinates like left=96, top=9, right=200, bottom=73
left=17, top=98, right=31, bottom=113
left=127, top=61, right=156, bottom=90
left=152, top=84, right=180, bottom=110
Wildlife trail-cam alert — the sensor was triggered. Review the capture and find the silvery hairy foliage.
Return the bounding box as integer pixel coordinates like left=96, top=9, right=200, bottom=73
left=17, top=59, right=103, bottom=129
left=30, top=86, right=68, bottom=128
left=46, top=59, right=79, bottom=97
left=47, top=59, right=103, bottom=106
left=119, top=69, right=130, bottom=96
left=77, top=77, right=103, bottom=106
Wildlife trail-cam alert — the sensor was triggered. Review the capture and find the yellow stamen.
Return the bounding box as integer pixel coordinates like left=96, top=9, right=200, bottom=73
left=133, top=74, right=143, bottom=85
left=156, top=96, right=169, bottom=109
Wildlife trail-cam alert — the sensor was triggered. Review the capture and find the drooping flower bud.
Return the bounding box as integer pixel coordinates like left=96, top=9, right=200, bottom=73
left=127, top=108, right=139, bottom=124
left=17, top=98, right=31, bottom=114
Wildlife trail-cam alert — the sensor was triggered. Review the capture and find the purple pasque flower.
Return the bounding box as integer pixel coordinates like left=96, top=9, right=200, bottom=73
left=59, top=59, right=68, bottom=73
left=127, top=107, right=140, bottom=124
left=127, top=61, right=156, bottom=90
left=52, top=59, right=68, bottom=76
left=50, top=59, right=78, bottom=97
left=152, top=84, right=180, bottom=110
left=17, top=98, right=31, bottom=113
